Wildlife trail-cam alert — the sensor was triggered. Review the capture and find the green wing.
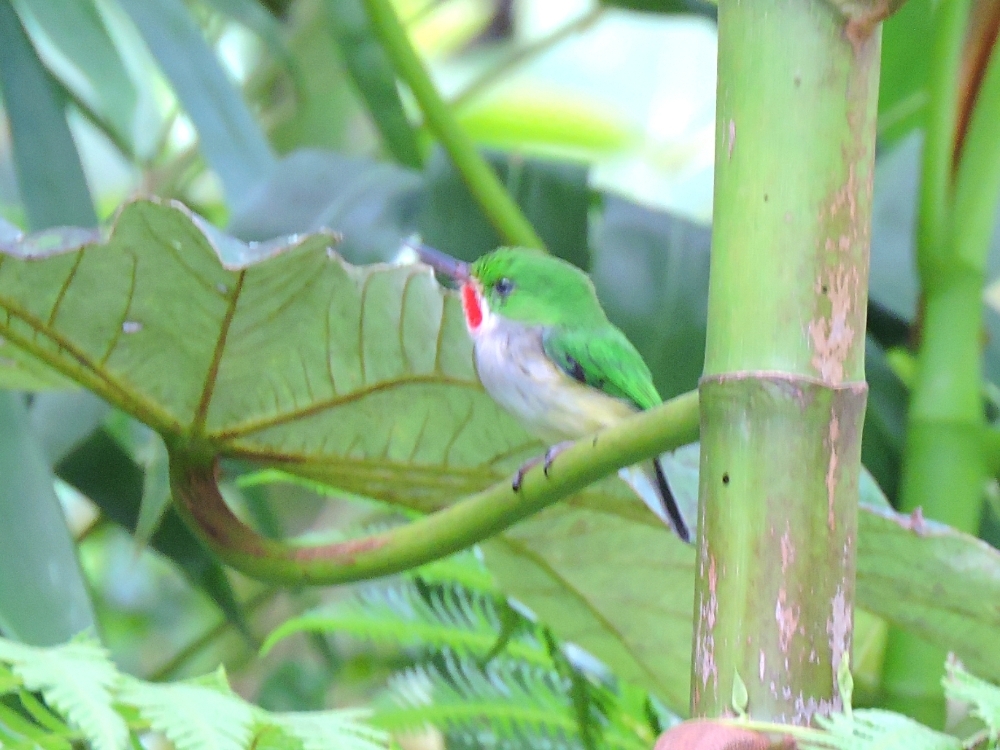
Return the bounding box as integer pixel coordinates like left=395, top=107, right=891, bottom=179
left=542, top=326, right=661, bottom=411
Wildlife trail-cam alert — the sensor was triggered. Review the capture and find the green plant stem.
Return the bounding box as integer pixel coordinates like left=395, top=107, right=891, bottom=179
left=882, top=3, right=1000, bottom=725
left=149, top=588, right=276, bottom=681
left=694, top=0, right=879, bottom=724
left=916, top=0, right=972, bottom=279
left=169, top=390, right=699, bottom=586
left=361, top=0, right=545, bottom=250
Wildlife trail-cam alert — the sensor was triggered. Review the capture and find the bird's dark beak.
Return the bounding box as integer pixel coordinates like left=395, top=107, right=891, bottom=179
left=408, top=241, right=469, bottom=283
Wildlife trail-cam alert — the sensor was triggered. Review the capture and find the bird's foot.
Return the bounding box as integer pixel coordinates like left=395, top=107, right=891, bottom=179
left=511, top=441, right=574, bottom=493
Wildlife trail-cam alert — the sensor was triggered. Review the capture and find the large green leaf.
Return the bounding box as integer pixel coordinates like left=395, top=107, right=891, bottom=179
left=0, top=0, right=96, bottom=231
left=485, top=487, right=1000, bottom=716
left=0, top=199, right=537, bottom=510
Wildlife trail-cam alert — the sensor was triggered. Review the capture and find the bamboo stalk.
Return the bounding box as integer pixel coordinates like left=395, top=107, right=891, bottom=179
left=882, top=6, right=1000, bottom=723
left=692, top=0, right=880, bottom=723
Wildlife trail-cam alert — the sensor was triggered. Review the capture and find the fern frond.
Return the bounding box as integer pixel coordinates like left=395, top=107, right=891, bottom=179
left=377, top=653, right=645, bottom=750
left=409, top=549, right=497, bottom=594
left=0, top=635, right=127, bottom=750
left=118, top=673, right=255, bottom=750
left=944, top=659, right=1000, bottom=734
left=0, top=699, right=72, bottom=750
left=266, top=709, right=388, bottom=750
left=120, top=665, right=389, bottom=750
left=798, top=709, right=962, bottom=750
left=263, top=581, right=549, bottom=667
left=245, top=724, right=303, bottom=750
left=0, top=664, right=20, bottom=696
left=0, top=635, right=386, bottom=750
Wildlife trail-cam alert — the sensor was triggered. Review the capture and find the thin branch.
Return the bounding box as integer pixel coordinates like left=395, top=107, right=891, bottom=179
left=170, top=390, right=700, bottom=586
left=149, top=588, right=277, bottom=681
left=361, top=0, right=545, bottom=250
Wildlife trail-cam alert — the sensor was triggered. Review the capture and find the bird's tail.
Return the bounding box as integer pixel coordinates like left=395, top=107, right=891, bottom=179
left=618, top=460, right=691, bottom=543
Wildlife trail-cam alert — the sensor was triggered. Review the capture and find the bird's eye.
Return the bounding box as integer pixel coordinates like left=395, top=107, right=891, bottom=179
left=494, top=278, right=515, bottom=299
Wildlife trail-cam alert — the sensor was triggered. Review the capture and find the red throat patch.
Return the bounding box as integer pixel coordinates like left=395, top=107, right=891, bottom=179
left=461, top=283, right=483, bottom=331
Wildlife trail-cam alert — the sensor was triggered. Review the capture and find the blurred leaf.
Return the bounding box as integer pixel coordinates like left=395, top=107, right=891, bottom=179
left=456, top=87, right=636, bottom=159
left=592, top=196, right=710, bottom=400
left=29, top=390, right=109, bottom=464
left=230, top=149, right=422, bottom=263
left=135, top=431, right=173, bottom=550
left=417, top=147, right=590, bottom=269
left=322, top=0, right=423, bottom=168
left=55, top=427, right=245, bottom=629
left=0, top=199, right=538, bottom=510
left=599, top=0, right=716, bottom=15
left=256, top=661, right=331, bottom=713
left=116, top=0, right=275, bottom=208
left=264, top=7, right=356, bottom=154
left=201, top=0, right=297, bottom=74
left=12, top=0, right=137, bottom=144
left=856, top=509, right=1000, bottom=687
left=0, top=0, right=96, bottom=230
left=0, top=392, right=95, bottom=644
left=869, top=134, right=921, bottom=323
left=878, top=0, right=932, bottom=144
left=862, top=338, right=908, bottom=504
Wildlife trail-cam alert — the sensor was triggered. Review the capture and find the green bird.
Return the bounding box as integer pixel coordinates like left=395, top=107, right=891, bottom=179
left=415, top=244, right=691, bottom=543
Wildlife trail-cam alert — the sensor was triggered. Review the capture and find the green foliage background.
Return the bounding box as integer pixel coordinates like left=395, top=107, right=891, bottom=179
left=0, top=1, right=999, bottom=749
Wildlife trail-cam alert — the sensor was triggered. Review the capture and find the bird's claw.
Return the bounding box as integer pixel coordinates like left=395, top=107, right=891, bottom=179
left=512, top=456, right=542, bottom=492
left=543, top=441, right=573, bottom=477
left=513, top=442, right=573, bottom=492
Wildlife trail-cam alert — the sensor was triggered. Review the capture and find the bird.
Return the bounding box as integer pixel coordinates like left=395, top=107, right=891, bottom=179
left=413, top=243, right=691, bottom=543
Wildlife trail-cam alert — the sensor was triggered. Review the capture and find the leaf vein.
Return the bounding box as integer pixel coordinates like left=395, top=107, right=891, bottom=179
left=207, top=374, right=482, bottom=439
left=193, top=270, right=245, bottom=434
left=46, top=252, right=84, bottom=327
left=98, top=250, right=138, bottom=367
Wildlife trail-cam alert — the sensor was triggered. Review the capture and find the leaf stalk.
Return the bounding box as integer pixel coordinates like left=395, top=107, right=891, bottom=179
left=170, top=390, right=699, bottom=586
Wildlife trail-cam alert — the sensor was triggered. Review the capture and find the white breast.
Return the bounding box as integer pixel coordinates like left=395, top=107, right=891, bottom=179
left=472, top=315, right=636, bottom=443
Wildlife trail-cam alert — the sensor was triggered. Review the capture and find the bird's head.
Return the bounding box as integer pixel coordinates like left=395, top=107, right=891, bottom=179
left=413, top=245, right=606, bottom=335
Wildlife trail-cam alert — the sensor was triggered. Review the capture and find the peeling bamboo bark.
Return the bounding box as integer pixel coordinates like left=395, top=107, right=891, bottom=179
left=692, top=0, right=880, bottom=723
